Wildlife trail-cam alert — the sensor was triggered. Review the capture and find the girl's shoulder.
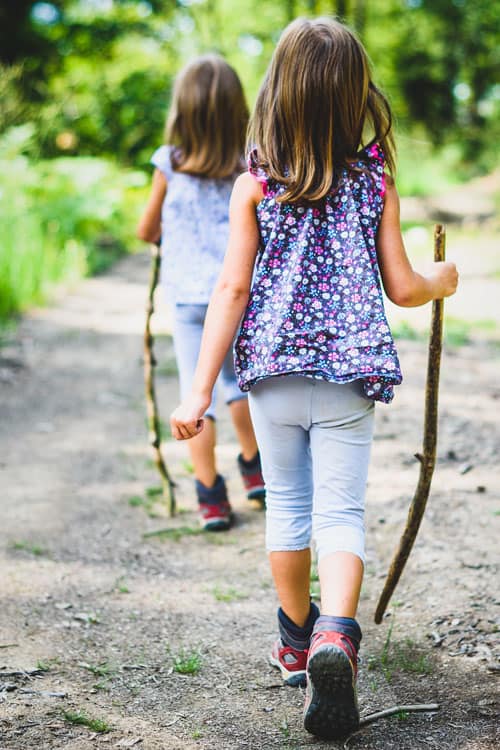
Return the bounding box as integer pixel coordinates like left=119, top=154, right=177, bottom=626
left=247, top=148, right=271, bottom=195
left=151, top=145, right=176, bottom=181
left=350, top=142, right=387, bottom=198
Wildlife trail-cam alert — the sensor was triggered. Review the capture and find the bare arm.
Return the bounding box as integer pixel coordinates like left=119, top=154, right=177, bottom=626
left=377, top=182, right=458, bottom=306
left=170, top=172, right=263, bottom=440
left=136, top=168, right=166, bottom=243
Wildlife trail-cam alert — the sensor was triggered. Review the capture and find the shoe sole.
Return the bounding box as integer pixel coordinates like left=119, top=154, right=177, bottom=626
left=303, top=645, right=359, bottom=740
left=200, top=514, right=233, bottom=532
left=269, top=653, right=306, bottom=687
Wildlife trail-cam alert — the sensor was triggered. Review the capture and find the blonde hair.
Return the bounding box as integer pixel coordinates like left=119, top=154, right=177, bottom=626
left=166, top=54, right=248, bottom=179
left=248, top=17, right=395, bottom=203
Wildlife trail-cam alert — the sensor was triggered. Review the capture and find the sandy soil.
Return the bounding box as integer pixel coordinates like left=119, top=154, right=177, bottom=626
left=0, top=226, right=498, bottom=749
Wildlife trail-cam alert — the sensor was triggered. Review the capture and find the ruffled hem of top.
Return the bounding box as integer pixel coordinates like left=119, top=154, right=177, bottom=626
left=238, top=367, right=402, bottom=404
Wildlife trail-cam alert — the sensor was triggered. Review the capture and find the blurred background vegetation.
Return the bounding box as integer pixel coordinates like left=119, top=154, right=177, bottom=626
left=1, top=0, right=499, bottom=321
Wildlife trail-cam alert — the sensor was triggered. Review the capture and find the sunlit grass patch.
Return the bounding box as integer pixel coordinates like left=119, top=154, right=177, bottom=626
left=63, top=710, right=110, bottom=733
left=367, top=621, right=433, bottom=682
left=170, top=647, right=202, bottom=675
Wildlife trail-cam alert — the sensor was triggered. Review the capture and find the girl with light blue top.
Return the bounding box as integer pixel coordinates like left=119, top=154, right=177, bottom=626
left=137, top=55, right=265, bottom=531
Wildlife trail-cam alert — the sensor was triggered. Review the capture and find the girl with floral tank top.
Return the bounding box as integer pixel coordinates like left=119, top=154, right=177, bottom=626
left=137, top=55, right=265, bottom=532
left=171, top=19, right=458, bottom=740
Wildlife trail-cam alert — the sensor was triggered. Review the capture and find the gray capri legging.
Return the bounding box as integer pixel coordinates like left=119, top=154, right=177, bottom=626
left=173, top=303, right=246, bottom=420
left=248, top=375, right=374, bottom=564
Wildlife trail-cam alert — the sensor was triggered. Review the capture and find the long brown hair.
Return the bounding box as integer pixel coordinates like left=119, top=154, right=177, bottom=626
left=248, top=18, right=395, bottom=203
left=166, top=54, right=249, bottom=179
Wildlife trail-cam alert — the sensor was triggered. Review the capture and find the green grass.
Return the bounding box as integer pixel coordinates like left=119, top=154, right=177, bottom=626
left=157, top=359, right=179, bottom=377
left=368, top=621, right=433, bottom=681
left=10, top=540, right=47, bottom=556
left=80, top=661, right=112, bottom=678
left=392, top=316, right=499, bottom=347
left=396, top=136, right=464, bottom=198
left=36, top=659, right=53, bottom=672
left=143, top=525, right=204, bottom=541
left=310, top=561, right=320, bottom=600
left=212, top=585, right=248, bottom=602
left=171, top=648, right=202, bottom=675
left=392, top=321, right=424, bottom=342
left=182, top=460, right=194, bottom=475
left=0, top=125, right=146, bottom=322
left=63, top=710, right=110, bottom=733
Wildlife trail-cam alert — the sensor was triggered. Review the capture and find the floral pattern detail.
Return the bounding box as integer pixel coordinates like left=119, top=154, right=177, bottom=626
left=234, top=144, right=402, bottom=403
left=151, top=145, right=235, bottom=304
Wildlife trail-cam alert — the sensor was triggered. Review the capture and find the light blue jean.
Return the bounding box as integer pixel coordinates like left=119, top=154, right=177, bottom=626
left=248, top=376, right=374, bottom=563
left=173, top=304, right=245, bottom=420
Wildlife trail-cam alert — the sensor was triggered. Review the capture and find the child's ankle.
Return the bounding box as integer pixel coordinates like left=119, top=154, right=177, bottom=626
left=278, top=602, right=320, bottom=650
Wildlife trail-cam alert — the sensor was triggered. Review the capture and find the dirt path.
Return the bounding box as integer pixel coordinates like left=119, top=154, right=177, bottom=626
left=0, top=242, right=498, bottom=749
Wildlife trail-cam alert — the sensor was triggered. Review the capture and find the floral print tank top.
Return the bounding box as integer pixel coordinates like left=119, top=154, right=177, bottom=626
left=234, top=144, right=402, bottom=403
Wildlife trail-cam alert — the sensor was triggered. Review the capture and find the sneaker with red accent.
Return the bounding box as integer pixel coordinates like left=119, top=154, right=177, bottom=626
left=269, top=638, right=307, bottom=687
left=269, top=638, right=308, bottom=687
left=196, top=475, right=233, bottom=532
left=303, top=629, right=359, bottom=740
left=237, top=452, right=266, bottom=509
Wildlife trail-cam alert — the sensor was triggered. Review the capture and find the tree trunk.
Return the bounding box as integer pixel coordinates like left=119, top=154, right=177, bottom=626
left=354, top=0, right=366, bottom=35
left=334, top=0, right=348, bottom=19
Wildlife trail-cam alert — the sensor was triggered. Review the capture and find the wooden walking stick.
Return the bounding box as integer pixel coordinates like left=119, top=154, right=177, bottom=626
left=143, top=242, right=176, bottom=516
left=375, top=224, right=446, bottom=624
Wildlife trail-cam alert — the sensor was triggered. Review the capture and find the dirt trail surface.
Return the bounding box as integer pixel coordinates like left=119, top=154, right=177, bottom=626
left=1, top=234, right=499, bottom=749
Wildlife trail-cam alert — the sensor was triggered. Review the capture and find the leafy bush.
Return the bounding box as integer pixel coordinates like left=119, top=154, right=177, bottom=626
left=0, top=125, right=147, bottom=321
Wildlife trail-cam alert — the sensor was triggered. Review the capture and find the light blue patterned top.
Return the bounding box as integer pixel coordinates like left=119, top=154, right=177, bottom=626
left=151, top=145, right=235, bottom=304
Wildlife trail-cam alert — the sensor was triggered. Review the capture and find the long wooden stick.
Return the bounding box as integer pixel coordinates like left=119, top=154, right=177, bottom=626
left=375, top=225, right=446, bottom=623
left=143, top=243, right=176, bottom=516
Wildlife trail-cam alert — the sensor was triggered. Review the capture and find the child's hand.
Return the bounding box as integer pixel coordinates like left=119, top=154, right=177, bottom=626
left=170, top=393, right=210, bottom=440
left=427, top=261, right=459, bottom=299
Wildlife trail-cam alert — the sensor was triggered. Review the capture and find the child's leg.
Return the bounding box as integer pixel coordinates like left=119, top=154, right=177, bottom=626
left=187, top=416, right=217, bottom=487
left=173, top=304, right=231, bottom=530
left=309, top=379, right=374, bottom=617
left=219, top=349, right=265, bottom=505
left=269, top=549, right=311, bottom=627
left=228, top=397, right=258, bottom=461
left=249, top=377, right=317, bottom=685
left=173, top=304, right=218, bottom=486
left=248, top=377, right=314, bottom=594
left=303, top=380, right=374, bottom=740
left=318, top=552, right=363, bottom=617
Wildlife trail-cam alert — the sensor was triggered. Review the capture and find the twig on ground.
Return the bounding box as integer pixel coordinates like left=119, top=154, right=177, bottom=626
left=0, top=668, right=45, bottom=678
left=19, top=688, right=67, bottom=698
left=343, top=704, right=440, bottom=747
left=360, top=703, right=440, bottom=727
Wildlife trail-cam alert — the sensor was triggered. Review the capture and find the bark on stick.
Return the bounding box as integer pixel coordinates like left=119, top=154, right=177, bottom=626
left=143, top=243, right=176, bottom=516
left=374, top=225, right=446, bottom=623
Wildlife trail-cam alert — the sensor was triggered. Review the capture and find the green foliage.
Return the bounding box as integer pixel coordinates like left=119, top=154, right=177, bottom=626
left=3, top=0, right=498, bottom=168
left=212, top=585, right=248, bottom=602
left=368, top=620, right=433, bottom=681
left=1, top=0, right=497, bottom=325
left=171, top=647, right=202, bottom=675
left=0, top=125, right=146, bottom=320
left=10, top=539, right=47, bottom=556
left=63, top=710, right=111, bottom=733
